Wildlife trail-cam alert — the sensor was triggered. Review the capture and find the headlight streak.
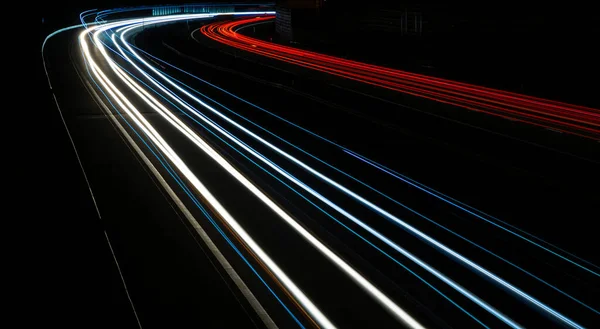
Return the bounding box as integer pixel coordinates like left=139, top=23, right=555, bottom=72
left=79, top=8, right=97, bottom=28
left=80, top=49, right=307, bottom=329
left=105, top=34, right=598, bottom=318
left=119, top=18, right=583, bottom=329
left=102, top=33, right=491, bottom=328
left=81, top=13, right=428, bottom=329
left=341, top=149, right=600, bottom=276
left=42, top=23, right=102, bottom=89
left=68, top=8, right=596, bottom=329
left=81, top=50, right=307, bottom=329
left=82, top=16, right=318, bottom=327
left=87, top=27, right=335, bottom=329
left=119, top=16, right=524, bottom=328
left=113, top=23, right=432, bottom=328
left=127, top=42, right=600, bottom=280
left=91, top=34, right=330, bottom=326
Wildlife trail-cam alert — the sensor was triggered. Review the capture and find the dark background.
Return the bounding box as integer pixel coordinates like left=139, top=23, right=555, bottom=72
left=39, top=1, right=598, bottom=327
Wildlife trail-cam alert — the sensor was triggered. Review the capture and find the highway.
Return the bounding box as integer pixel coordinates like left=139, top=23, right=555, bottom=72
left=42, top=7, right=599, bottom=329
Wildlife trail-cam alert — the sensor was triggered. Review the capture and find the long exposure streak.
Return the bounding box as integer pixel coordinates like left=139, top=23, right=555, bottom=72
left=43, top=7, right=597, bottom=329
left=200, top=16, right=600, bottom=140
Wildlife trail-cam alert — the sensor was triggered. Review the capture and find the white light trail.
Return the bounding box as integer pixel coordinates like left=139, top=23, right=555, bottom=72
left=116, top=17, right=581, bottom=329
left=114, top=22, right=522, bottom=328
left=80, top=12, right=428, bottom=329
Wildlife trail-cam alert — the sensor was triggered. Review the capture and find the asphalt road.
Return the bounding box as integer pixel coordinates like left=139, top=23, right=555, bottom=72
left=42, top=11, right=599, bottom=329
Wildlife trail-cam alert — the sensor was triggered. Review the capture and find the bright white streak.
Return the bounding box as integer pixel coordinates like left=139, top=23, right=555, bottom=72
left=81, top=14, right=426, bottom=329
left=96, top=21, right=426, bottom=329
left=118, top=19, right=582, bottom=329
left=116, top=20, right=520, bottom=328
left=111, top=21, right=431, bottom=328
left=80, top=20, right=337, bottom=329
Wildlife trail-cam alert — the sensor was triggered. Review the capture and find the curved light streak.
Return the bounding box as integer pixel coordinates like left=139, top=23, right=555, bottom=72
left=79, top=13, right=428, bottom=329
left=61, top=9, right=595, bottom=329
left=121, top=18, right=581, bottom=329
left=126, top=41, right=600, bottom=279
left=200, top=17, right=600, bottom=140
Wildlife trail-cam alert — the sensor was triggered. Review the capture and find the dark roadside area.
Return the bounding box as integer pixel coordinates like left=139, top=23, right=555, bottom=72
left=40, top=12, right=141, bottom=328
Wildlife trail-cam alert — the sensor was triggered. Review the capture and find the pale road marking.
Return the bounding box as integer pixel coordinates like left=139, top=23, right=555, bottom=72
left=48, top=76, right=143, bottom=328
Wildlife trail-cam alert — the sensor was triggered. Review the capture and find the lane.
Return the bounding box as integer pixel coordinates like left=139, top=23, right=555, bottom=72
left=43, top=7, right=599, bottom=329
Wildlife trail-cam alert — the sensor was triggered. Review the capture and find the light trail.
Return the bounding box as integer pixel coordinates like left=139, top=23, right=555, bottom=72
left=126, top=42, right=600, bottom=280
left=112, top=24, right=520, bottom=328
left=115, top=19, right=587, bottom=329
left=45, top=7, right=595, bottom=329
left=113, top=38, right=599, bottom=317
left=100, top=35, right=493, bottom=327
left=103, top=31, right=497, bottom=326
left=79, top=12, right=428, bottom=329
left=199, top=16, right=600, bottom=140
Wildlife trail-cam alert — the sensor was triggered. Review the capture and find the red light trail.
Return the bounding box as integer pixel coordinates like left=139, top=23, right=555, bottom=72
left=200, top=16, right=600, bottom=140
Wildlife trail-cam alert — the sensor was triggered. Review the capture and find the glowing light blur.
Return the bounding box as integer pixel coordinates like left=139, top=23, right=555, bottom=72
left=63, top=9, right=594, bottom=329
left=121, top=18, right=583, bottom=329
left=200, top=17, right=600, bottom=140
left=78, top=12, right=427, bottom=329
